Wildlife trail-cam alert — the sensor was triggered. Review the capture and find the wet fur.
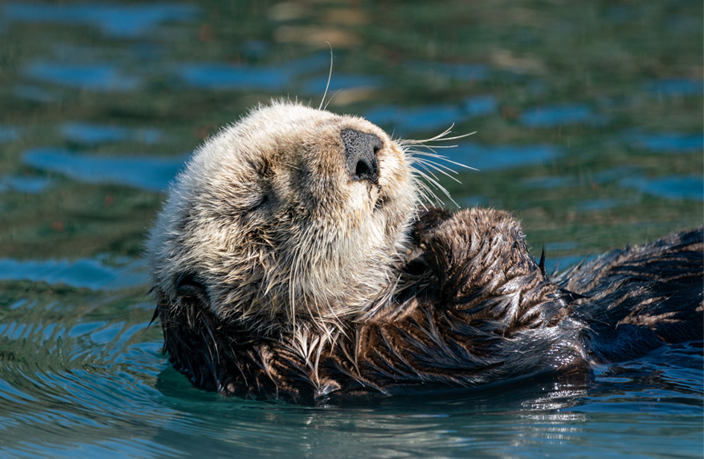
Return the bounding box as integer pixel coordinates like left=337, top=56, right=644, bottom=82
left=148, top=101, right=703, bottom=402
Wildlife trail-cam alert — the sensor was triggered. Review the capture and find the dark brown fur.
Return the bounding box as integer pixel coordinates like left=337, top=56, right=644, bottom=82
left=156, top=207, right=703, bottom=402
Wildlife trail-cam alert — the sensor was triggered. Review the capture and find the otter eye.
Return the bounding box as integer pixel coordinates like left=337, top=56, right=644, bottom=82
left=257, top=159, right=274, bottom=178
left=247, top=194, right=269, bottom=212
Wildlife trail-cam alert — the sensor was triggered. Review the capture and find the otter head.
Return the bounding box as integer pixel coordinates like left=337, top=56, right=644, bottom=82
left=147, top=101, right=417, bottom=336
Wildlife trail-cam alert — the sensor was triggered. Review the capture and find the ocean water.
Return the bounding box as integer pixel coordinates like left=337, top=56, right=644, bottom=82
left=0, top=1, right=702, bottom=457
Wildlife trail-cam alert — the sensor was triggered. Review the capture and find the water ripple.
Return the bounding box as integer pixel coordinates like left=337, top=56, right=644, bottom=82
left=644, top=79, right=703, bottom=96
left=3, top=3, right=198, bottom=38
left=520, top=104, right=604, bottom=127
left=23, top=147, right=186, bottom=191
left=620, top=175, right=704, bottom=201
left=0, top=125, right=18, bottom=142
left=0, top=175, right=52, bottom=194
left=60, top=122, right=163, bottom=145
left=0, top=257, right=148, bottom=291
left=624, top=131, right=704, bottom=153
left=25, top=61, right=141, bottom=92
left=446, top=142, right=561, bottom=171
left=178, top=54, right=330, bottom=91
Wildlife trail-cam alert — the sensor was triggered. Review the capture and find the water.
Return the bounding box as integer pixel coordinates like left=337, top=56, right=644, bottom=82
left=0, top=0, right=702, bottom=457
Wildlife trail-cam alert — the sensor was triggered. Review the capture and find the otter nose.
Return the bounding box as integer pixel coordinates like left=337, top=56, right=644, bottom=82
left=341, top=128, right=381, bottom=184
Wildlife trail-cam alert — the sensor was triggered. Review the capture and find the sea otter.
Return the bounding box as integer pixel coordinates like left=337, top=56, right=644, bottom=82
left=147, top=101, right=703, bottom=402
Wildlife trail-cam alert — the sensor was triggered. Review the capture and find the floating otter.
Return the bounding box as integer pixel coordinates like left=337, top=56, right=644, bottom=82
left=147, top=101, right=703, bottom=402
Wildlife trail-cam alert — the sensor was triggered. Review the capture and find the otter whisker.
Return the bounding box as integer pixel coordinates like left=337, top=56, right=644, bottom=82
left=411, top=158, right=463, bottom=184
left=413, top=162, right=459, bottom=192
left=408, top=149, right=478, bottom=172
left=407, top=143, right=464, bottom=149
left=412, top=169, right=459, bottom=207
left=411, top=158, right=464, bottom=182
left=414, top=176, right=443, bottom=206
left=397, top=125, right=456, bottom=145
left=319, top=43, right=334, bottom=111
left=412, top=160, right=444, bottom=185
left=412, top=184, right=433, bottom=211
left=405, top=153, right=456, bottom=206
left=323, top=89, right=342, bottom=111
left=398, top=126, right=476, bottom=145
left=399, top=127, right=479, bottom=208
left=412, top=175, right=444, bottom=207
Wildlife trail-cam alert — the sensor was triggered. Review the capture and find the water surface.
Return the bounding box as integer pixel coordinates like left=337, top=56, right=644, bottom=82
left=0, top=0, right=702, bottom=457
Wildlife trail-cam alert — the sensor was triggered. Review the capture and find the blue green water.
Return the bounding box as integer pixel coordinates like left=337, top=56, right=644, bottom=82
left=0, top=1, right=702, bottom=457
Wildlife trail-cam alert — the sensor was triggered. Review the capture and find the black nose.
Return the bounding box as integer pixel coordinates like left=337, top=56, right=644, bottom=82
left=341, top=128, right=381, bottom=184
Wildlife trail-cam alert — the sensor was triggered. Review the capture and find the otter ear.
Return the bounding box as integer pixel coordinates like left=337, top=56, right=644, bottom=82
left=175, top=273, right=209, bottom=309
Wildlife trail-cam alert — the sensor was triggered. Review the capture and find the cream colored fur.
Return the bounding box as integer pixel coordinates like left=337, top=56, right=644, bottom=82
left=147, top=101, right=418, bottom=336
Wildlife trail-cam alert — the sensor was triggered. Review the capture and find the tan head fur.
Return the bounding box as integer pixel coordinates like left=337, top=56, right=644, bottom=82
left=147, top=101, right=418, bottom=336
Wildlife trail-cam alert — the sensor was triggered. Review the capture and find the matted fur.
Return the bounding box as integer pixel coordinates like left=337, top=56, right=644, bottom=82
left=147, top=101, right=703, bottom=401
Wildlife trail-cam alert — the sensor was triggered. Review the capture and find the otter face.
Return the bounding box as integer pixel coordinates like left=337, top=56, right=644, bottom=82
left=147, top=101, right=417, bottom=334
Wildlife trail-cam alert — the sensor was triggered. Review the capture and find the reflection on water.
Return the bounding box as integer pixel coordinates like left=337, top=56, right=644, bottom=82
left=25, top=61, right=141, bottom=91
left=179, top=62, right=291, bottom=90
left=0, top=175, right=51, bottom=194
left=3, top=2, right=197, bottom=37
left=0, top=126, right=18, bottom=142
left=0, top=257, right=147, bottom=291
left=367, top=104, right=464, bottom=135
left=592, top=165, right=641, bottom=184
left=178, top=54, right=330, bottom=90
left=12, top=84, right=59, bottom=103
left=644, top=78, right=703, bottom=96
left=0, top=0, right=701, bottom=457
left=447, top=142, right=561, bottom=171
left=577, top=197, right=640, bottom=212
left=620, top=175, right=704, bottom=201
left=23, top=148, right=186, bottom=191
left=366, top=97, right=496, bottom=135
left=60, top=122, right=163, bottom=145
left=303, top=73, right=383, bottom=94
left=624, top=131, right=704, bottom=153
left=463, top=95, right=498, bottom=117
left=520, top=104, right=603, bottom=127
left=521, top=175, right=579, bottom=189
left=405, top=61, right=489, bottom=82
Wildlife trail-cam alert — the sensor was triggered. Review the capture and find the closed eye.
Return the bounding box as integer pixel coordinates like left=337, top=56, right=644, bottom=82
left=247, top=194, right=269, bottom=212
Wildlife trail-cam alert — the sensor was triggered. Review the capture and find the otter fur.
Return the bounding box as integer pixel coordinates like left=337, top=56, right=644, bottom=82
left=147, top=101, right=703, bottom=402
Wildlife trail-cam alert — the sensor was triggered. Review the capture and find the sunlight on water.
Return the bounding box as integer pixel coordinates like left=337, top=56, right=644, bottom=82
left=447, top=142, right=561, bottom=171
left=25, top=61, right=142, bottom=92
left=0, top=257, right=148, bottom=290
left=620, top=175, right=704, bottom=201
left=178, top=54, right=330, bottom=91
left=0, top=0, right=701, bottom=457
left=624, top=131, right=704, bottom=153
left=0, top=175, right=51, bottom=194
left=59, top=122, right=163, bottom=145
left=520, top=104, right=604, bottom=128
left=3, top=2, right=197, bottom=37
left=23, top=148, right=186, bottom=191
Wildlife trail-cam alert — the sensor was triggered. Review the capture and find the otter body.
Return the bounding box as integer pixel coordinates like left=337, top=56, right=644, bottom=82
left=148, top=101, right=703, bottom=402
